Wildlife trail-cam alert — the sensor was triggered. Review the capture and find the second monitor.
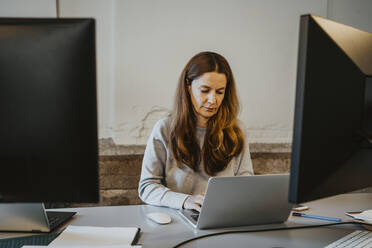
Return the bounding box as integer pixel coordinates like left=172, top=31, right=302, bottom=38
left=289, top=14, right=372, bottom=203
left=0, top=18, right=99, bottom=203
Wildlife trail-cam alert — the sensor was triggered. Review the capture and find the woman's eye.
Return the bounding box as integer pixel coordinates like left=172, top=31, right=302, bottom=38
left=217, top=91, right=224, bottom=95
left=201, top=90, right=209, bottom=93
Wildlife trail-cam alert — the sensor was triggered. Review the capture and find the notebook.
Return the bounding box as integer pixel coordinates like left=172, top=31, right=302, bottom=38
left=178, top=174, right=293, bottom=229
left=49, top=226, right=141, bottom=246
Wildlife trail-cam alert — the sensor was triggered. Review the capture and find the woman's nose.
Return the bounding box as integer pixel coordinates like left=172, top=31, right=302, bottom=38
left=207, top=92, right=217, bottom=104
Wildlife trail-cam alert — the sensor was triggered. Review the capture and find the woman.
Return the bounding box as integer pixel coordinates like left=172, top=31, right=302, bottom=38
left=138, top=51, right=253, bottom=212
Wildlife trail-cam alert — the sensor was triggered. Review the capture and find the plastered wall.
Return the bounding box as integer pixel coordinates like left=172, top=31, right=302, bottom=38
left=1, top=0, right=371, bottom=146
left=62, top=0, right=328, bottom=145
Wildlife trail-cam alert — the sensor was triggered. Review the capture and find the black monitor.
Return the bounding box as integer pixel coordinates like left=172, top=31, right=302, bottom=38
left=289, top=14, right=372, bottom=203
left=0, top=18, right=99, bottom=203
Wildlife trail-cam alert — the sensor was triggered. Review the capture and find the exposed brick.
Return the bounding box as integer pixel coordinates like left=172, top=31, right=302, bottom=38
left=100, top=155, right=144, bottom=162
left=67, top=151, right=292, bottom=207
left=253, top=158, right=291, bottom=174
left=100, top=175, right=140, bottom=190
left=99, top=156, right=142, bottom=176
left=251, top=152, right=290, bottom=159
left=99, top=189, right=143, bottom=206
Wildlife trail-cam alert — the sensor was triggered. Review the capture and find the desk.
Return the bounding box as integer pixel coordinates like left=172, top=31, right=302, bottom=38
left=2, top=193, right=372, bottom=248
left=54, top=193, right=372, bottom=248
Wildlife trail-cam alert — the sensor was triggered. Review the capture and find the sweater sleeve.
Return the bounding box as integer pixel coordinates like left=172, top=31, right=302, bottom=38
left=138, top=119, right=189, bottom=209
left=235, top=141, right=254, bottom=176
left=234, top=121, right=254, bottom=176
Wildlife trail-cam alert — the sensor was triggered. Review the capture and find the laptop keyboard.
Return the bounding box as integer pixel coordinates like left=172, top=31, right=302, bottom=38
left=0, top=232, right=60, bottom=248
left=188, top=209, right=200, bottom=222
left=191, top=214, right=199, bottom=222
left=46, top=211, right=76, bottom=231
left=324, top=230, right=372, bottom=247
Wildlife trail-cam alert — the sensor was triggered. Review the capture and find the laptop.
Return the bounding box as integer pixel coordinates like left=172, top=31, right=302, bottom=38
left=0, top=203, right=76, bottom=232
left=178, top=174, right=292, bottom=229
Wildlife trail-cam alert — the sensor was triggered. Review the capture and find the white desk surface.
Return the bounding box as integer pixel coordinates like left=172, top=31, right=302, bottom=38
left=59, top=193, right=372, bottom=248
left=3, top=193, right=372, bottom=248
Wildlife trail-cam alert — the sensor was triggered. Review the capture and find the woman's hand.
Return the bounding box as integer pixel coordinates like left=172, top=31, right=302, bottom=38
left=183, top=194, right=205, bottom=212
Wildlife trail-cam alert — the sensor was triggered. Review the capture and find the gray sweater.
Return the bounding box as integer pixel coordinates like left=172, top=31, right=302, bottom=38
left=138, top=117, right=254, bottom=209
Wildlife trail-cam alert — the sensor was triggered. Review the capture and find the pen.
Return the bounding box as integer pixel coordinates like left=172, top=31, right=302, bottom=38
left=292, top=212, right=342, bottom=222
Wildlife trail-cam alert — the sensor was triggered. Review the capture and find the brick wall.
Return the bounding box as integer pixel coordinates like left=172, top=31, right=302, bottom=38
left=68, top=143, right=291, bottom=207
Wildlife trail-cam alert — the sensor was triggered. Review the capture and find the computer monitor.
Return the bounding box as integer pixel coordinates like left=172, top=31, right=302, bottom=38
left=289, top=14, right=372, bottom=203
left=0, top=18, right=99, bottom=203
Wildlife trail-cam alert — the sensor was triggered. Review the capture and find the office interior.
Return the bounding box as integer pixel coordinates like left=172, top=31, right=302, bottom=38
left=1, top=0, right=372, bottom=247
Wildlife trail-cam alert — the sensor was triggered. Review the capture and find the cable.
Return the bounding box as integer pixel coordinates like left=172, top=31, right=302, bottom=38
left=172, top=221, right=357, bottom=248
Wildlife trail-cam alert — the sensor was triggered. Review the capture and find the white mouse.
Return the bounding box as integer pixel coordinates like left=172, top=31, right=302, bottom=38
left=146, top=212, right=172, bottom=225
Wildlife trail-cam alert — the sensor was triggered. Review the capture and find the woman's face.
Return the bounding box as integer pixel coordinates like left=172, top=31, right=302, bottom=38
left=188, top=72, right=227, bottom=127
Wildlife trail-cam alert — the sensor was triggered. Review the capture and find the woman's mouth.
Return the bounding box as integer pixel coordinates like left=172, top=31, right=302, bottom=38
left=203, top=107, right=216, bottom=112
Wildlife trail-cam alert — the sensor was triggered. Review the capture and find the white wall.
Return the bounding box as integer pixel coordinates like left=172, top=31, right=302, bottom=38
left=327, top=0, right=372, bottom=33
left=111, top=0, right=327, bottom=144
left=0, top=0, right=56, bottom=17
left=1, top=0, right=372, bottom=145
left=59, top=0, right=116, bottom=139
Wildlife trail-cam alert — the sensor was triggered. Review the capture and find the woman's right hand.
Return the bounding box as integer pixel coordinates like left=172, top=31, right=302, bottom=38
left=183, top=194, right=205, bottom=212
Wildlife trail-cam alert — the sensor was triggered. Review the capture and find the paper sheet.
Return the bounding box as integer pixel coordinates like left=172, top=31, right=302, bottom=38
left=346, top=209, right=372, bottom=223
left=48, top=225, right=139, bottom=246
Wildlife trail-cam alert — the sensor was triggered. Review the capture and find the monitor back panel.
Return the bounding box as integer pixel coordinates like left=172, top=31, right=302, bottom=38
left=0, top=18, right=98, bottom=203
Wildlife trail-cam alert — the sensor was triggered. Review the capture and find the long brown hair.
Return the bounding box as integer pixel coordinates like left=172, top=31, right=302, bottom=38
left=170, top=51, right=245, bottom=176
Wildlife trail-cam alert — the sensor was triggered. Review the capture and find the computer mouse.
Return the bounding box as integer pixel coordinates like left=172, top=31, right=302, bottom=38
left=146, top=212, right=172, bottom=225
